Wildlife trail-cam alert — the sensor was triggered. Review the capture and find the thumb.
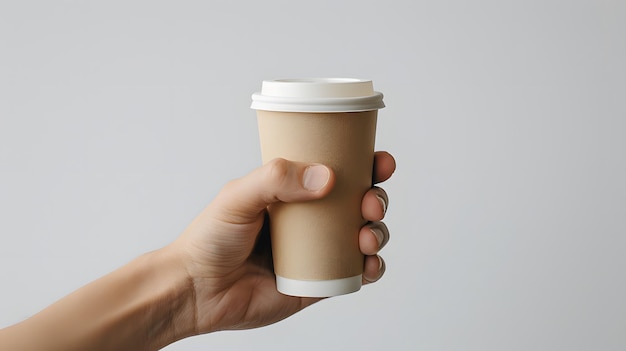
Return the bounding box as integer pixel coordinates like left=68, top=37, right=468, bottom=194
left=212, top=158, right=335, bottom=223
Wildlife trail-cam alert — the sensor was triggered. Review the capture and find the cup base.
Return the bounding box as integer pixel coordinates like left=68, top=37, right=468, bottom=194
left=276, top=275, right=362, bottom=297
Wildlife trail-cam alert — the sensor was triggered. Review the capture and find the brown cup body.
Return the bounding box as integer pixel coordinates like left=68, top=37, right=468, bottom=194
left=257, top=110, right=377, bottom=282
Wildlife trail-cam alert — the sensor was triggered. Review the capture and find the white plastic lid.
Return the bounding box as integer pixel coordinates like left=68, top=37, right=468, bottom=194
left=251, top=78, right=385, bottom=112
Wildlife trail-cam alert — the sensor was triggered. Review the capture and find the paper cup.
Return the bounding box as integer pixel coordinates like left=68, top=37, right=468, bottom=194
left=252, top=78, right=384, bottom=297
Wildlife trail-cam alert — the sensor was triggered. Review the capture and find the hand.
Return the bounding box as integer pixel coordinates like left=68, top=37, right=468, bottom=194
left=170, top=151, right=396, bottom=334
left=0, top=151, right=395, bottom=350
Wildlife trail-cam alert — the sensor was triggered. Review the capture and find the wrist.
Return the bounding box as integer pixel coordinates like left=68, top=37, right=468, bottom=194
left=141, top=244, right=198, bottom=349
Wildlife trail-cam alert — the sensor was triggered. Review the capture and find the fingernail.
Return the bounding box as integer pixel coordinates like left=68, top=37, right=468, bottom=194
left=376, top=194, right=387, bottom=215
left=364, top=256, right=384, bottom=283
left=370, top=227, right=384, bottom=247
left=303, top=165, right=330, bottom=191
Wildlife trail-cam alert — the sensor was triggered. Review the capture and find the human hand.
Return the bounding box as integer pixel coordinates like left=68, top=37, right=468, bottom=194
left=170, top=151, right=396, bottom=334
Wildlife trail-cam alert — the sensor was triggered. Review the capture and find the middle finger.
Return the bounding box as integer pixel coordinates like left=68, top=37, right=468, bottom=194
left=361, top=186, right=389, bottom=222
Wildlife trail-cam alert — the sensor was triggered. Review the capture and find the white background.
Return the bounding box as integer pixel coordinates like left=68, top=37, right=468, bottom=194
left=1, top=1, right=625, bottom=350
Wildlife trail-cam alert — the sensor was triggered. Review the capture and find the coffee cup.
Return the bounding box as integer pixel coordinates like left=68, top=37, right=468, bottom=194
left=251, top=78, right=384, bottom=297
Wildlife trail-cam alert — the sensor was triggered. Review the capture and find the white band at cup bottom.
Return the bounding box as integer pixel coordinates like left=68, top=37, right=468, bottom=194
left=276, top=275, right=362, bottom=298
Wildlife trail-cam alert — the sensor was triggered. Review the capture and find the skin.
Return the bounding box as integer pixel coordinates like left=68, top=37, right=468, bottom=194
left=0, top=151, right=396, bottom=351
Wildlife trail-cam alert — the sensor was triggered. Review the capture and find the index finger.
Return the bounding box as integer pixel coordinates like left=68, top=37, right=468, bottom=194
left=373, top=151, right=396, bottom=184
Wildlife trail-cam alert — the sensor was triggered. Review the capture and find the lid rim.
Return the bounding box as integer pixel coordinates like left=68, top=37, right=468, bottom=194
left=251, top=91, right=384, bottom=112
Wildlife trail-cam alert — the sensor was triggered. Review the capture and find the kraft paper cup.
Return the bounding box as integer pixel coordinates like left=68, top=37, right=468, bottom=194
left=251, top=78, right=384, bottom=297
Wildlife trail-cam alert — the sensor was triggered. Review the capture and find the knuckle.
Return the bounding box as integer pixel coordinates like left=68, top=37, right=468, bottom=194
left=265, top=158, right=291, bottom=186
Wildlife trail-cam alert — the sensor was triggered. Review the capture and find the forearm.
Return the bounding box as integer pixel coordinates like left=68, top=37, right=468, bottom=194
left=0, top=246, right=196, bottom=351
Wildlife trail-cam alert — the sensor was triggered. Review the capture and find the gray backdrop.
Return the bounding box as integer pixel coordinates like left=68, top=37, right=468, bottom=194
left=1, top=1, right=625, bottom=350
